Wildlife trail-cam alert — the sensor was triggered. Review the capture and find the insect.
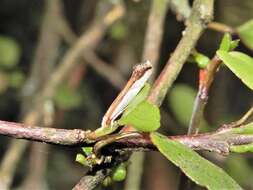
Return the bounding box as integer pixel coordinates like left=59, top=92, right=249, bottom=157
left=101, top=60, right=153, bottom=128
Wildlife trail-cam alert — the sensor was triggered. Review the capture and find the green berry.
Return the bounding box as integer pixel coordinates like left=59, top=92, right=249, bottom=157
left=112, top=164, right=127, bottom=181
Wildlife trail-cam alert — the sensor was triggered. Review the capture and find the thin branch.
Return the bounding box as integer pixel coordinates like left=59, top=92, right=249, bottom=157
left=208, top=22, right=236, bottom=34
left=188, top=56, right=222, bottom=134
left=224, top=106, right=253, bottom=128
left=148, top=0, right=214, bottom=106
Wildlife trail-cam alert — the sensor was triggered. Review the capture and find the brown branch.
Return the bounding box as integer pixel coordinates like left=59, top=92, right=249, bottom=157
left=208, top=22, right=236, bottom=34
left=0, top=120, right=91, bottom=145
left=148, top=0, right=214, bottom=106
left=1, top=119, right=253, bottom=155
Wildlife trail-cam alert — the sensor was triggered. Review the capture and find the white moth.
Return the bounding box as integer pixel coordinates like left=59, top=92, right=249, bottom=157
left=102, top=60, right=153, bottom=127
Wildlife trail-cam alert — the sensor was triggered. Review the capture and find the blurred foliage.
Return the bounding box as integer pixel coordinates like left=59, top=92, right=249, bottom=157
left=109, top=21, right=127, bottom=40
left=225, top=155, right=253, bottom=189
left=54, top=84, right=83, bottom=110
left=0, top=36, right=21, bottom=69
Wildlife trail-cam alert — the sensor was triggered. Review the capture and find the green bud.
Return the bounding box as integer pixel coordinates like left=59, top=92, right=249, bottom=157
left=219, top=33, right=232, bottom=52
left=229, top=39, right=240, bottom=51
left=82, top=147, right=93, bottom=156
left=194, top=53, right=210, bottom=69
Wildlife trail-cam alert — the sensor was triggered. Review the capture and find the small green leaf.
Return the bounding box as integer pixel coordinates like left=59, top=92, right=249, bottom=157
left=237, top=19, right=253, bottom=50
left=217, top=51, right=253, bottom=90
left=122, top=83, right=150, bottom=116
left=118, top=100, right=160, bottom=132
left=194, top=52, right=210, bottom=69
left=75, top=153, right=88, bottom=166
left=112, top=163, right=127, bottom=182
left=81, top=147, right=93, bottom=156
left=151, top=132, right=242, bottom=190
left=219, top=33, right=232, bottom=52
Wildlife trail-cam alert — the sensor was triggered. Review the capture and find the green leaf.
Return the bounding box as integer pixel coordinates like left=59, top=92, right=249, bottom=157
left=0, top=36, right=21, bottom=68
left=219, top=33, right=232, bottom=52
left=81, top=147, right=93, bottom=156
left=118, top=100, right=160, bottom=132
left=122, top=83, right=150, bottom=116
left=151, top=132, right=242, bottom=190
left=237, top=19, right=253, bottom=50
left=217, top=51, right=253, bottom=90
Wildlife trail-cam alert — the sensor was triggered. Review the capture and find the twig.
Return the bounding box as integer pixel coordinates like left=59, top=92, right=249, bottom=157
left=208, top=22, right=236, bottom=34
left=188, top=56, right=222, bottom=134
left=224, top=106, right=253, bottom=128
left=148, top=0, right=214, bottom=106
left=169, top=0, right=235, bottom=34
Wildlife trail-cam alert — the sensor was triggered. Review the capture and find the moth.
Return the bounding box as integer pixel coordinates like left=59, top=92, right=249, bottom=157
left=101, top=60, right=153, bottom=128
